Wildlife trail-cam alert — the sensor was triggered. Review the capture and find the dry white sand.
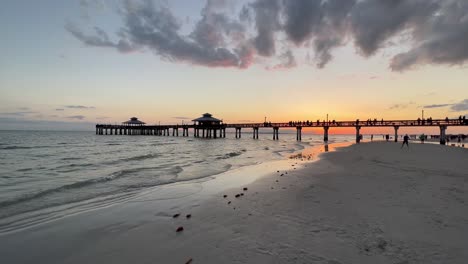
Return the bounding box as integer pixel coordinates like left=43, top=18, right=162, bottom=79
left=1, top=142, right=467, bottom=264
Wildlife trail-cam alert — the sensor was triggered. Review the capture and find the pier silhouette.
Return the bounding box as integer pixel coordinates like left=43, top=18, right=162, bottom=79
left=96, top=114, right=467, bottom=145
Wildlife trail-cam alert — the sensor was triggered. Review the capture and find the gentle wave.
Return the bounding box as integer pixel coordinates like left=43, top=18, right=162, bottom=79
left=0, top=145, right=59, bottom=150
left=216, top=151, right=243, bottom=160
left=120, top=153, right=161, bottom=162
left=0, top=166, right=166, bottom=209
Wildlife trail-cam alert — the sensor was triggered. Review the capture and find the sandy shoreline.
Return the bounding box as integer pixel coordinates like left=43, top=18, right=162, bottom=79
left=1, top=142, right=467, bottom=264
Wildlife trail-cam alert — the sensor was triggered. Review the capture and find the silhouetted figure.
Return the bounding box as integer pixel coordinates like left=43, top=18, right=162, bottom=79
left=371, top=134, right=373, bottom=141
left=401, top=134, right=410, bottom=149
left=385, top=134, right=389, bottom=141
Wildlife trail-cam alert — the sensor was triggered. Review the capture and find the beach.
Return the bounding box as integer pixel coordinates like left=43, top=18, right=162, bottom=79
left=1, top=142, right=467, bottom=264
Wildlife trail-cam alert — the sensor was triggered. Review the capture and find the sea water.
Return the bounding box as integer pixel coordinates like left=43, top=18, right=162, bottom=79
left=0, top=130, right=354, bottom=232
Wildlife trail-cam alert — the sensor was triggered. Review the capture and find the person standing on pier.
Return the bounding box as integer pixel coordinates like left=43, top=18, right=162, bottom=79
left=401, top=134, right=410, bottom=149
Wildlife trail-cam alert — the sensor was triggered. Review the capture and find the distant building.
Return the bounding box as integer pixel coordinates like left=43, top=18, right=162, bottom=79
left=122, top=117, right=146, bottom=126
left=192, top=113, right=222, bottom=126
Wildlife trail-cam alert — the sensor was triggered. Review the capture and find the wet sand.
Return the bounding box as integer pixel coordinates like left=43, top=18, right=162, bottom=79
left=1, top=142, right=467, bottom=264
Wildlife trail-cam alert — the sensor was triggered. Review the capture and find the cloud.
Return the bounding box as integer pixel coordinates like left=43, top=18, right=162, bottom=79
left=55, top=108, right=65, bottom=111
left=66, top=115, right=86, bottom=120
left=0, top=111, right=38, bottom=116
left=451, top=99, right=468, bottom=112
left=268, top=50, right=297, bottom=70
left=0, top=117, right=94, bottom=131
left=251, top=0, right=281, bottom=57
left=351, top=0, right=438, bottom=57
left=423, top=103, right=452, bottom=109
left=67, top=0, right=468, bottom=71
left=172, top=116, right=192, bottom=120
left=64, top=105, right=95, bottom=109
left=96, top=116, right=110, bottom=120
left=390, top=1, right=468, bottom=71
left=65, top=22, right=135, bottom=53
left=389, top=101, right=415, bottom=110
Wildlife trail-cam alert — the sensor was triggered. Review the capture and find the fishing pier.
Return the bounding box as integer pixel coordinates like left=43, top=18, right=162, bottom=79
left=96, top=113, right=467, bottom=145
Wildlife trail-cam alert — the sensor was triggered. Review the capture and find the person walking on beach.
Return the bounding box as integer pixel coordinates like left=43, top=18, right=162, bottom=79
left=401, top=134, right=410, bottom=149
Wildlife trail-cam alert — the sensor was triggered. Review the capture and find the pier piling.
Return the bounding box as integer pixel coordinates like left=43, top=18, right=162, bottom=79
left=296, top=127, right=302, bottom=141
left=273, top=127, right=279, bottom=140
left=324, top=126, right=329, bottom=142
left=439, top=125, right=447, bottom=145
left=394, top=126, right=399, bottom=142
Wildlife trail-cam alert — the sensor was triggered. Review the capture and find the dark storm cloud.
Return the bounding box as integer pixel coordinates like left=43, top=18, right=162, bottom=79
left=390, top=1, right=468, bottom=71
left=451, top=99, right=468, bottom=112
left=351, top=0, right=438, bottom=57
left=67, top=0, right=468, bottom=71
left=251, top=0, right=281, bottom=57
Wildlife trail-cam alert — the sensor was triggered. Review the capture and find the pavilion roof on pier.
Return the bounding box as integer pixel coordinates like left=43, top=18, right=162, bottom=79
left=192, top=113, right=222, bottom=123
left=123, top=117, right=146, bottom=125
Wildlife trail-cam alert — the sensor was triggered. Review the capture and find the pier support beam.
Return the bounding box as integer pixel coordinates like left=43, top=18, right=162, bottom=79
left=296, top=127, right=302, bottom=141
left=253, top=127, right=259, bottom=139
left=394, top=126, right=399, bottom=142
left=439, top=125, right=447, bottom=145
left=355, top=126, right=361, bottom=143
left=273, top=127, right=279, bottom=140
left=324, top=126, right=329, bottom=142
left=235, top=127, right=242, bottom=139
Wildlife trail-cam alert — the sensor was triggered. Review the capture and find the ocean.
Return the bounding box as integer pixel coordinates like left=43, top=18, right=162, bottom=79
left=0, top=130, right=354, bottom=233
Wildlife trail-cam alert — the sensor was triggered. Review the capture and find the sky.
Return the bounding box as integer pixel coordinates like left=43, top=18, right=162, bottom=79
left=0, top=0, right=467, bottom=132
